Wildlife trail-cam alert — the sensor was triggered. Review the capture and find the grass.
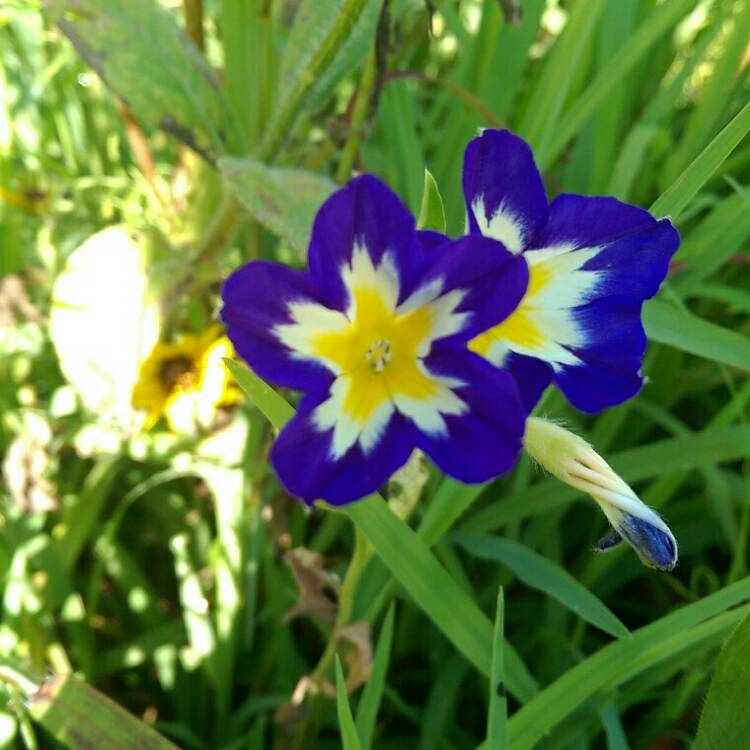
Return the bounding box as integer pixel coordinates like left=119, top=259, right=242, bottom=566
left=1, top=0, right=749, bottom=748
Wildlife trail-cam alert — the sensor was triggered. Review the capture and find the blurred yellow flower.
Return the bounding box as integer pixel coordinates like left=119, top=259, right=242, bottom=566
left=132, top=325, right=240, bottom=433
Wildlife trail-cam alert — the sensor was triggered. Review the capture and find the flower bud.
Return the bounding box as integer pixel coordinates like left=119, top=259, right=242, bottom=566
left=523, top=418, right=678, bottom=571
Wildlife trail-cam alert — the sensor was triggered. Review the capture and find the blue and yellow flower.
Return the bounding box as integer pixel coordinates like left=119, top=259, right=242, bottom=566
left=459, top=129, right=681, bottom=412
left=221, top=175, right=531, bottom=504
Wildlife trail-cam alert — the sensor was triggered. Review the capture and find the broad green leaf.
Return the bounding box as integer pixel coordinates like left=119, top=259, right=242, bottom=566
left=45, top=0, right=241, bottom=156
left=335, top=655, right=363, bottom=750
left=650, top=100, right=750, bottom=220
left=28, top=674, right=180, bottom=749
left=508, top=579, right=750, bottom=750
left=355, top=604, right=394, bottom=750
left=541, top=0, right=696, bottom=170
left=220, top=157, right=335, bottom=256
left=417, top=169, right=447, bottom=233
left=694, top=609, right=750, bottom=749
left=644, top=299, right=750, bottom=371
left=261, top=0, right=382, bottom=160
left=225, top=360, right=539, bottom=701
left=487, top=588, right=508, bottom=750
left=455, top=534, right=630, bottom=639
left=49, top=227, right=169, bottom=428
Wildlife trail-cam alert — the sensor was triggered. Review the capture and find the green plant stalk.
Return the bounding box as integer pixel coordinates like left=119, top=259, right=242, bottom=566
left=259, top=0, right=369, bottom=163
left=336, top=44, right=378, bottom=183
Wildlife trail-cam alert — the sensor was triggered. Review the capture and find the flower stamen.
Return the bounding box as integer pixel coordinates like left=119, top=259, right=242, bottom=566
left=365, top=339, right=392, bottom=373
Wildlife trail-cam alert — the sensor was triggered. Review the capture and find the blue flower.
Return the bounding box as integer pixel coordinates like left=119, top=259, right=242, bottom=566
left=458, top=129, right=681, bottom=413
left=221, top=175, right=531, bottom=504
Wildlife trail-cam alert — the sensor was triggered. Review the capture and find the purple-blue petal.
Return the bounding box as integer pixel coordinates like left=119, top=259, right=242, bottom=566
left=553, top=298, right=647, bottom=412
left=270, top=394, right=414, bottom=505
left=419, top=235, right=530, bottom=345
left=221, top=260, right=334, bottom=393
left=463, top=129, right=549, bottom=250
left=532, top=194, right=680, bottom=300
left=412, top=345, right=527, bottom=482
left=503, top=352, right=554, bottom=412
left=307, top=174, right=424, bottom=309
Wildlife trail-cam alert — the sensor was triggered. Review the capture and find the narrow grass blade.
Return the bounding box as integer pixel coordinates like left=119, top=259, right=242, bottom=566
left=355, top=604, right=395, bottom=750
left=694, top=608, right=750, bottom=749
left=223, top=359, right=294, bottom=429
left=520, top=0, right=605, bottom=159
left=508, top=579, right=750, bottom=750
left=541, top=0, right=696, bottom=170
left=599, top=702, right=630, bottom=750
left=335, top=655, right=363, bottom=750
left=644, top=299, right=750, bottom=371
left=28, top=674, right=180, bottom=749
left=487, top=588, right=507, bottom=750
left=666, top=1, right=750, bottom=183
left=344, top=497, right=538, bottom=701
left=650, top=100, right=750, bottom=220
left=455, top=534, right=629, bottom=639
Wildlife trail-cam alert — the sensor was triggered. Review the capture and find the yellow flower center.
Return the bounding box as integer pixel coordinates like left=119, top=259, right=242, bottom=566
left=310, top=286, right=438, bottom=423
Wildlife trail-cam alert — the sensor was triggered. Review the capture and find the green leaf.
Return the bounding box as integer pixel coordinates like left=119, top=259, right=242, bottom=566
left=45, top=0, right=241, bottom=156
left=226, top=360, right=538, bottom=701
left=455, top=534, right=630, bottom=639
left=220, top=157, right=335, bottom=256
left=28, top=674, right=180, bottom=749
left=650, top=100, right=750, bottom=220
left=49, top=227, right=169, bottom=428
left=355, top=604, right=394, bottom=750
left=508, top=580, right=750, bottom=750
left=261, top=0, right=382, bottom=160
left=335, top=655, right=363, bottom=750
left=695, top=608, right=750, bottom=749
left=644, top=299, right=750, bottom=371
left=487, top=588, right=508, bottom=750
left=417, top=169, right=447, bottom=233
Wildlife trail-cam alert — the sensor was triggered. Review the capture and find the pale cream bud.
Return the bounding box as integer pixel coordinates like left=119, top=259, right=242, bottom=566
left=523, top=418, right=678, bottom=571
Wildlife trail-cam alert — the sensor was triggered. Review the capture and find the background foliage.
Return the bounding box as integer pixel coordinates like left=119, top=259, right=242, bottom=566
left=1, top=0, right=750, bottom=748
